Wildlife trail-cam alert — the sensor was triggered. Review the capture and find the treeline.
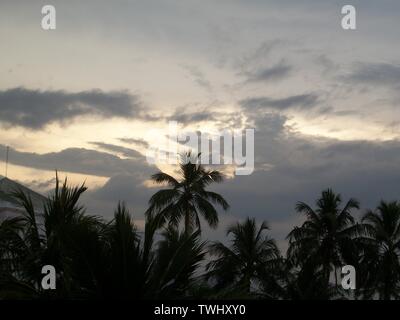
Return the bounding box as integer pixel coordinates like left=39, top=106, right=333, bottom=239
left=1, top=153, right=399, bottom=300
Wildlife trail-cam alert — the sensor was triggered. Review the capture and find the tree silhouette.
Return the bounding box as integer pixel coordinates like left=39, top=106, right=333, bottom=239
left=206, top=217, right=281, bottom=297
left=0, top=176, right=207, bottom=299
left=146, top=152, right=229, bottom=235
left=356, top=201, right=400, bottom=299
left=3, top=172, right=400, bottom=300
left=287, top=189, right=359, bottom=290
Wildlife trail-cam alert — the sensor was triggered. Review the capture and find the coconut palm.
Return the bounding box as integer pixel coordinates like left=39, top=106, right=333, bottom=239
left=279, top=259, right=340, bottom=300
left=0, top=175, right=207, bottom=300
left=147, top=226, right=207, bottom=298
left=98, top=204, right=207, bottom=299
left=146, top=152, right=229, bottom=235
left=287, top=189, right=359, bottom=289
left=206, top=217, right=281, bottom=297
left=0, top=175, right=106, bottom=298
left=356, top=201, right=400, bottom=299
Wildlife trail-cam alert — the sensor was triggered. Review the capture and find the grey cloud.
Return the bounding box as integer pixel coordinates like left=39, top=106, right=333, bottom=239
left=0, top=88, right=144, bottom=129
left=83, top=174, right=154, bottom=218
left=346, top=62, right=400, bottom=86
left=118, top=138, right=149, bottom=148
left=21, top=177, right=57, bottom=192
left=183, top=66, right=213, bottom=92
left=89, top=142, right=143, bottom=159
left=6, top=114, right=400, bottom=249
left=210, top=121, right=400, bottom=231
left=240, top=93, right=319, bottom=112
left=168, top=110, right=217, bottom=124
left=201, top=108, right=400, bottom=236
left=315, top=54, right=338, bottom=75
left=243, top=61, right=292, bottom=83
left=167, top=108, right=244, bottom=128
left=1, top=145, right=153, bottom=178
left=234, top=39, right=283, bottom=71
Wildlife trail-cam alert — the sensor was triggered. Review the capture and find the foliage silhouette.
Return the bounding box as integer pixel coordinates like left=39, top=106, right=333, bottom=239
left=146, top=152, right=229, bottom=235
left=1, top=168, right=400, bottom=300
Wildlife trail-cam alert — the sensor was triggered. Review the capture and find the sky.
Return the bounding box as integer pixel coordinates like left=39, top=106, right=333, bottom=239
left=1, top=0, right=400, bottom=251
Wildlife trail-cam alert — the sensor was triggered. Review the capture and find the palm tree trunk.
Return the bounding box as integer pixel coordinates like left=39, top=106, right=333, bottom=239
left=335, top=267, right=338, bottom=288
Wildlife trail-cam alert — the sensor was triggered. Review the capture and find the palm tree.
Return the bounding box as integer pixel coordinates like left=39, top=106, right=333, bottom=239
left=287, top=189, right=359, bottom=290
left=0, top=175, right=208, bottom=300
left=146, top=152, right=229, bottom=235
left=356, top=201, right=400, bottom=299
left=280, top=259, right=340, bottom=300
left=99, top=204, right=207, bottom=299
left=206, top=217, right=281, bottom=297
left=1, top=175, right=108, bottom=299
left=147, top=226, right=207, bottom=298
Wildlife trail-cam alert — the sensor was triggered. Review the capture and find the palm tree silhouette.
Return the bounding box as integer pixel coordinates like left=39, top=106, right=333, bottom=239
left=356, top=201, right=400, bottom=299
left=206, top=217, right=281, bottom=297
left=4, top=170, right=400, bottom=300
left=146, top=152, right=229, bottom=235
left=287, top=188, right=359, bottom=289
left=0, top=176, right=207, bottom=299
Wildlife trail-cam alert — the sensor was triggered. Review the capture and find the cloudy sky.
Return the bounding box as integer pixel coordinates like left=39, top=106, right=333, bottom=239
left=1, top=0, right=400, bottom=250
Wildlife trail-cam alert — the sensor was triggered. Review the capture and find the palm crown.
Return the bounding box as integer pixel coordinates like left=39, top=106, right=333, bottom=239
left=146, top=152, right=229, bottom=235
left=287, top=189, right=360, bottom=287
left=357, top=201, right=400, bottom=299
left=206, top=217, right=281, bottom=297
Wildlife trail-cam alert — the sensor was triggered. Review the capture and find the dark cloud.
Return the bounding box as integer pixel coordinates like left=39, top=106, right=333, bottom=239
left=167, top=107, right=244, bottom=128
left=346, top=62, right=400, bottom=86
left=82, top=174, right=154, bottom=218
left=7, top=111, right=400, bottom=247
left=168, top=110, right=217, bottom=124
left=205, top=106, right=400, bottom=232
left=240, top=93, right=319, bottom=112
left=0, top=87, right=144, bottom=129
left=118, top=138, right=149, bottom=148
left=89, top=142, right=143, bottom=159
left=243, top=61, right=292, bottom=83
left=1, top=145, right=153, bottom=178
left=207, top=118, right=400, bottom=249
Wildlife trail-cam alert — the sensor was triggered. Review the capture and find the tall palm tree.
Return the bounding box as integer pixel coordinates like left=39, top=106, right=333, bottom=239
left=146, top=152, right=229, bottom=235
left=206, top=217, right=281, bottom=297
left=287, top=189, right=359, bottom=289
left=356, top=201, right=400, bottom=299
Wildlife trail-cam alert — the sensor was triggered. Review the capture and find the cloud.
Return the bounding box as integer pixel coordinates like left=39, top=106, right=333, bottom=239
left=20, top=177, right=57, bottom=192
left=183, top=65, right=213, bottom=92
left=315, top=54, right=338, bottom=75
left=1, top=145, right=154, bottom=178
left=118, top=138, right=149, bottom=148
left=346, top=62, right=400, bottom=86
left=0, top=87, right=144, bottom=129
left=211, top=126, right=400, bottom=229
left=82, top=174, right=154, bottom=218
left=5, top=111, right=400, bottom=249
left=242, top=61, right=292, bottom=83
left=240, top=93, right=319, bottom=112
left=168, top=110, right=217, bottom=124
left=234, top=39, right=283, bottom=71
left=89, top=142, right=143, bottom=159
